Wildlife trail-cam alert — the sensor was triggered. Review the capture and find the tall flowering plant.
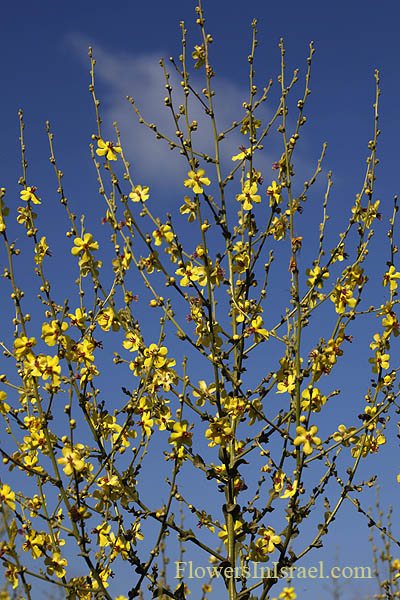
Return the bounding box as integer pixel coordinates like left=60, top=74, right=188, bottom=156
left=0, top=3, right=399, bottom=600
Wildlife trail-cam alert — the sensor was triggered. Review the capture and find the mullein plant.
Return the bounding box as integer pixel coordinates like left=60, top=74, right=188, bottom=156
left=365, top=486, right=400, bottom=600
left=0, top=1, right=399, bottom=599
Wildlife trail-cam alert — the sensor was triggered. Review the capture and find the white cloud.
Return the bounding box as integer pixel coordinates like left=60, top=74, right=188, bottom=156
left=66, top=34, right=281, bottom=191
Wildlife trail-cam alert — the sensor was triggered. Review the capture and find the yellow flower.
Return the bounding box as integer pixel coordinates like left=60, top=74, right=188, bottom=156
left=249, top=538, right=270, bottom=562
left=138, top=411, right=154, bottom=437
left=0, top=391, right=10, bottom=415
left=232, top=147, right=253, bottom=161
left=20, top=186, right=41, bottom=204
left=153, top=224, right=173, bottom=246
left=361, top=199, right=381, bottom=228
left=130, top=520, right=144, bottom=544
left=5, top=564, right=19, bottom=589
left=383, top=265, right=400, bottom=291
left=180, top=196, right=197, bottom=222
left=91, top=566, right=111, bottom=589
left=118, top=246, right=132, bottom=271
left=370, top=333, right=383, bottom=351
left=235, top=299, right=250, bottom=323
left=261, top=463, right=272, bottom=473
left=382, top=311, right=400, bottom=338
left=129, top=356, right=144, bottom=376
left=22, top=531, right=45, bottom=559
left=276, top=374, right=296, bottom=395
left=273, top=470, right=285, bottom=492
left=44, top=552, right=68, bottom=578
left=301, top=387, right=326, bottom=412
left=123, top=331, right=141, bottom=352
left=23, top=452, right=42, bottom=472
left=68, top=308, right=87, bottom=329
left=168, top=421, right=193, bottom=448
left=96, top=138, right=122, bottom=161
left=109, top=532, right=131, bottom=560
left=266, top=181, right=282, bottom=206
left=154, top=405, right=173, bottom=431
left=205, top=417, right=233, bottom=447
left=41, top=320, right=68, bottom=346
left=209, top=260, right=225, bottom=287
left=232, top=251, right=250, bottom=274
left=279, top=587, right=296, bottom=600
left=192, top=380, right=215, bottom=406
left=306, top=266, right=329, bottom=289
left=71, top=233, right=99, bottom=262
left=17, top=204, right=35, bottom=227
left=129, top=185, right=150, bottom=202
left=41, top=355, right=62, bottom=386
left=236, top=180, right=261, bottom=211
left=363, top=405, right=380, bottom=431
left=23, top=353, right=47, bottom=378
left=368, top=350, right=390, bottom=373
left=218, top=520, right=245, bottom=547
left=270, top=213, right=289, bottom=241
left=26, top=494, right=42, bottom=517
left=0, top=484, right=16, bottom=510
left=69, top=577, right=93, bottom=600
left=352, top=199, right=381, bottom=228
left=240, top=117, right=261, bottom=135
left=247, top=316, right=269, bottom=342
left=192, top=44, right=205, bottom=69
left=184, top=169, right=210, bottom=194
left=96, top=306, right=119, bottom=332
left=151, top=362, right=177, bottom=392
left=35, top=236, right=50, bottom=264
left=247, top=397, right=263, bottom=426
left=280, top=480, right=298, bottom=499
left=392, top=558, right=400, bottom=579
left=69, top=338, right=95, bottom=364
left=344, top=264, right=364, bottom=290
left=293, top=425, right=321, bottom=456
left=224, top=396, right=246, bottom=421
left=140, top=251, right=161, bottom=274
left=175, top=261, right=205, bottom=287
left=330, top=243, right=347, bottom=263
left=257, top=526, right=281, bottom=553
left=143, top=344, right=168, bottom=368
left=96, top=475, right=120, bottom=498
left=330, top=284, right=357, bottom=314
left=57, top=445, right=85, bottom=476
left=368, top=431, right=386, bottom=454
left=382, top=373, right=395, bottom=386
left=14, top=335, right=36, bottom=360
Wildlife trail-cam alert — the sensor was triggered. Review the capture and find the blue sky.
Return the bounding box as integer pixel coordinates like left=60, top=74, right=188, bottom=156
left=1, top=1, right=400, bottom=599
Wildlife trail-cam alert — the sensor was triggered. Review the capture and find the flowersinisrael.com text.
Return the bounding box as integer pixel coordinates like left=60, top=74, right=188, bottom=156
left=174, top=561, right=373, bottom=581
